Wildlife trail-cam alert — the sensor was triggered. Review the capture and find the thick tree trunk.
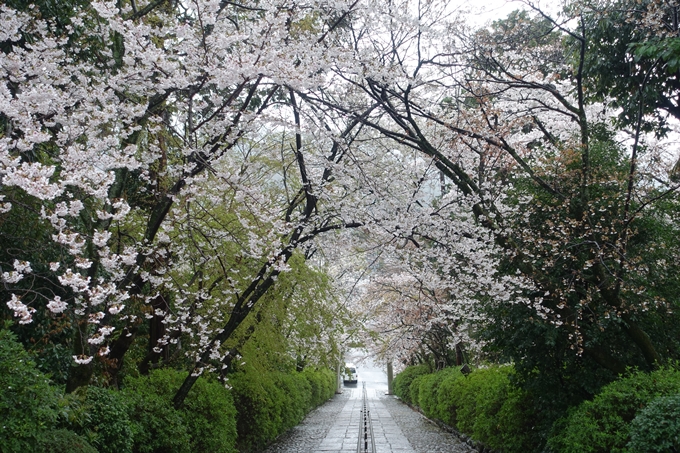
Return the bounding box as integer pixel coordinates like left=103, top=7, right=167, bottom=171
left=105, top=326, right=139, bottom=387
left=583, top=346, right=626, bottom=376
left=65, top=320, right=94, bottom=393
left=138, top=294, right=170, bottom=375
left=621, top=313, right=661, bottom=368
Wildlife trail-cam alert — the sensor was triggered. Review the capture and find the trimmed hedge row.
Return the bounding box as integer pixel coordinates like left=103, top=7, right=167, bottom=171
left=392, top=364, right=430, bottom=405
left=124, top=370, right=238, bottom=453
left=230, top=367, right=336, bottom=451
left=56, top=369, right=238, bottom=453
left=393, top=364, right=539, bottom=453
left=548, top=367, right=680, bottom=453
left=396, top=364, right=680, bottom=453
left=1, top=328, right=335, bottom=453
left=64, top=367, right=334, bottom=453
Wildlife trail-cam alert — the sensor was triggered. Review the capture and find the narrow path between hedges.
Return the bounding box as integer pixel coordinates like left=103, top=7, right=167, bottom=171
left=261, top=356, right=474, bottom=453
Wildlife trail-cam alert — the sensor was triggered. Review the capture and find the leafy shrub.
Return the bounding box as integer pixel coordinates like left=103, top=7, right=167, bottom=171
left=456, top=366, right=514, bottom=442
left=548, top=367, right=680, bottom=453
left=124, top=371, right=191, bottom=453
left=449, top=368, right=479, bottom=435
left=416, top=373, right=438, bottom=418
left=65, top=386, right=134, bottom=453
left=627, top=394, right=680, bottom=453
left=123, top=368, right=237, bottom=453
left=456, top=366, right=536, bottom=453
left=303, top=368, right=325, bottom=407
left=404, top=365, right=538, bottom=453
left=409, top=375, right=425, bottom=407
left=318, top=368, right=338, bottom=400
left=124, top=372, right=190, bottom=453
left=393, top=365, right=431, bottom=404
left=35, top=429, right=97, bottom=453
left=231, top=367, right=335, bottom=451
left=273, top=372, right=311, bottom=430
left=0, top=328, right=59, bottom=453
left=182, top=374, right=238, bottom=453
left=434, top=367, right=467, bottom=426
left=230, top=371, right=281, bottom=451
left=491, top=382, right=538, bottom=453
left=416, top=368, right=460, bottom=420
left=302, top=367, right=335, bottom=407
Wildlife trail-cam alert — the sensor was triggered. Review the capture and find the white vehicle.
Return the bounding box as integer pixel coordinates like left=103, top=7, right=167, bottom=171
left=343, top=363, right=358, bottom=384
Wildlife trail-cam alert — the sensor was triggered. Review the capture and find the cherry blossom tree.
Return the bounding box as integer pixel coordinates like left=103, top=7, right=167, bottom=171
left=3, top=0, right=680, bottom=419
left=297, top=0, right=680, bottom=400
left=1, top=0, right=368, bottom=405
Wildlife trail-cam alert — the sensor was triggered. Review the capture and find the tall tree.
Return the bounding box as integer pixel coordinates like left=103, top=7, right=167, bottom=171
left=578, top=0, right=680, bottom=133
left=0, top=0, right=366, bottom=403
left=299, top=0, right=680, bottom=407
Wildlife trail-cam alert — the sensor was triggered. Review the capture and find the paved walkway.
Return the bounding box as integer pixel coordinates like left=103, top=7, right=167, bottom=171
left=261, top=386, right=473, bottom=453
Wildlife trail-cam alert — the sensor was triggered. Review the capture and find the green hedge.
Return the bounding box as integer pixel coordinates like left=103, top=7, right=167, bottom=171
left=457, top=366, right=536, bottom=452
left=230, top=367, right=335, bottom=451
left=35, top=429, right=97, bottom=453
left=122, top=372, right=191, bottom=453
left=548, top=367, right=680, bottom=453
left=303, top=367, right=336, bottom=407
left=65, top=386, right=134, bottom=453
left=397, top=364, right=680, bottom=453
left=0, top=328, right=60, bottom=453
left=396, top=364, right=538, bottom=453
left=434, top=367, right=466, bottom=426
left=0, top=327, right=332, bottom=453
left=628, top=394, right=680, bottom=452
left=181, top=373, right=238, bottom=453
left=122, top=369, right=237, bottom=453
left=416, top=367, right=461, bottom=421
left=409, top=375, right=425, bottom=407
left=392, top=364, right=431, bottom=405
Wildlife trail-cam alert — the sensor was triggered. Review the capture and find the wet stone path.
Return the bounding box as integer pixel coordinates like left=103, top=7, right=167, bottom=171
left=261, top=386, right=474, bottom=453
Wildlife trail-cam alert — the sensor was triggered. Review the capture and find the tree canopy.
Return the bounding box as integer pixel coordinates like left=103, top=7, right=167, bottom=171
left=2, top=0, right=680, bottom=423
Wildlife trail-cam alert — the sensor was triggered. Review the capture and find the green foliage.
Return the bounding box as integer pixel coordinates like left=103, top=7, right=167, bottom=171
left=302, top=367, right=336, bottom=407
left=478, top=296, right=617, bottom=442
left=548, top=367, right=680, bottom=453
left=405, top=367, right=463, bottom=423
left=35, top=429, right=97, bottom=453
left=230, top=367, right=335, bottom=451
left=494, top=381, right=538, bottom=452
left=433, top=367, right=466, bottom=426
left=227, top=251, right=349, bottom=377
left=579, top=0, right=680, bottom=133
left=123, top=368, right=237, bottom=453
left=484, top=131, right=680, bottom=444
left=123, top=371, right=189, bottom=453
left=628, top=394, right=680, bottom=452
left=409, top=375, right=425, bottom=407
left=182, top=375, right=238, bottom=453
left=403, top=365, right=539, bottom=453
left=631, top=37, right=680, bottom=74
left=230, top=371, right=282, bottom=450
left=275, top=372, right=313, bottom=430
left=64, top=386, right=134, bottom=453
left=0, top=328, right=59, bottom=453
left=454, top=366, right=536, bottom=452
left=392, top=365, right=431, bottom=404
left=417, top=371, right=449, bottom=419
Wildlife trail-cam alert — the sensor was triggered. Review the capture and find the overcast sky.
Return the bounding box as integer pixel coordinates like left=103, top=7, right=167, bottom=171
left=459, top=0, right=559, bottom=27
